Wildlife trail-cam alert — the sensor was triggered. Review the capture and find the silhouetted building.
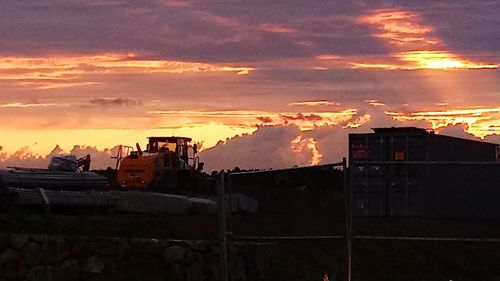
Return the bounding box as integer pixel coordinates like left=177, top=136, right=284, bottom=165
left=349, top=127, right=500, bottom=220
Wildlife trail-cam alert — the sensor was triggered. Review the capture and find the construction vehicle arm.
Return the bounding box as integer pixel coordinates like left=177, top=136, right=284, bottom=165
left=77, top=154, right=91, bottom=171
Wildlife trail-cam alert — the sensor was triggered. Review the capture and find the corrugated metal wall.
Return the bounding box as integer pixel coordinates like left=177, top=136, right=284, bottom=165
left=349, top=128, right=500, bottom=220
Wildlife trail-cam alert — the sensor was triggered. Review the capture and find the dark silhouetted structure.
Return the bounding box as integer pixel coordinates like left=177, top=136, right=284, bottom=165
left=349, top=127, right=500, bottom=220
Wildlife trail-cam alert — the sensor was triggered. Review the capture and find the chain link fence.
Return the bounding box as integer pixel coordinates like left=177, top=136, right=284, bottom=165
left=216, top=159, right=500, bottom=281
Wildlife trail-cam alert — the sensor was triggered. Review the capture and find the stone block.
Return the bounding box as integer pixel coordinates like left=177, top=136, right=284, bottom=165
left=95, top=240, right=117, bottom=257
left=0, top=233, right=9, bottom=252
left=53, top=260, right=79, bottom=281
left=130, top=238, right=162, bottom=256
left=23, top=242, right=42, bottom=266
left=26, top=265, right=45, bottom=281
left=70, top=239, right=94, bottom=259
left=42, top=238, right=69, bottom=264
left=1, top=249, right=27, bottom=280
left=163, top=245, right=186, bottom=264
left=11, top=234, right=29, bottom=249
left=186, top=254, right=204, bottom=281
left=84, top=256, right=106, bottom=274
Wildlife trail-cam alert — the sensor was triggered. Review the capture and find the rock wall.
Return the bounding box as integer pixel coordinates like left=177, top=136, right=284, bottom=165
left=0, top=234, right=273, bottom=281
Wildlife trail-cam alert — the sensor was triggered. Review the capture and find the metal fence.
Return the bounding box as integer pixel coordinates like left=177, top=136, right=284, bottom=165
left=216, top=159, right=348, bottom=281
left=347, top=160, right=500, bottom=281
left=216, top=159, right=500, bottom=281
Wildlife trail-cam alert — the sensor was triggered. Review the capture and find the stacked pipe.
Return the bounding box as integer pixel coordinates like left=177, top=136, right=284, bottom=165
left=5, top=187, right=120, bottom=208
left=0, top=169, right=108, bottom=190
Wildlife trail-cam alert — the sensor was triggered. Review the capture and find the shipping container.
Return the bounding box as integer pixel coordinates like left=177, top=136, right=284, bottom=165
left=349, top=127, right=500, bottom=220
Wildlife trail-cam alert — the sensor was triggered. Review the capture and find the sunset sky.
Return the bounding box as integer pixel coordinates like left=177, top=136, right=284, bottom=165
left=0, top=0, right=499, bottom=171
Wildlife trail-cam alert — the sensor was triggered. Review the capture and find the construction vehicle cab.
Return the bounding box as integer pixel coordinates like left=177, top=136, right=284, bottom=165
left=147, top=136, right=196, bottom=165
left=116, top=136, right=200, bottom=193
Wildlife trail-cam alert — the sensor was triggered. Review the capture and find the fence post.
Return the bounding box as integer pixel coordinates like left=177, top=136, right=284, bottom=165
left=227, top=173, right=233, bottom=237
left=343, top=157, right=352, bottom=281
left=217, top=172, right=229, bottom=281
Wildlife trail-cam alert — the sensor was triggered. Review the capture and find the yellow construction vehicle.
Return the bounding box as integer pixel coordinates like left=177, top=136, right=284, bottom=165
left=116, top=136, right=203, bottom=193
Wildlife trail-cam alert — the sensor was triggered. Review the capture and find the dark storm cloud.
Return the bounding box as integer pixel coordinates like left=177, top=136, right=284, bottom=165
left=89, top=97, right=141, bottom=107
left=281, top=113, right=323, bottom=122
left=0, top=0, right=387, bottom=61
left=193, top=0, right=389, bottom=57
left=389, top=0, right=500, bottom=56
left=1, top=0, right=498, bottom=63
left=256, top=116, right=273, bottom=123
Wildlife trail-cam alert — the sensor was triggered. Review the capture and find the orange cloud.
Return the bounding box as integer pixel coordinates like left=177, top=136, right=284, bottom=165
left=359, top=9, right=437, bottom=47
left=289, top=100, right=340, bottom=106
left=148, top=108, right=360, bottom=131
left=310, top=66, right=329, bottom=71
left=435, top=102, right=449, bottom=106
left=385, top=106, right=500, bottom=138
left=219, top=66, right=255, bottom=75
left=349, top=51, right=498, bottom=70
left=365, top=99, right=385, bottom=107
left=0, top=54, right=255, bottom=89
left=343, top=114, right=372, bottom=128
left=259, top=23, right=296, bottom=34
left=161, top=0, right=193, bottom=8
left=274, top=110, right=361, bottom=130
left=349, top=9, right=499, bottom=70
left=291, top=135, right=322, bottom=165
left=396, top=51, right=497, bottom=70
left=0, top=102, right=58, bottom=108
left=315, top=55, right=341, bottom=60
